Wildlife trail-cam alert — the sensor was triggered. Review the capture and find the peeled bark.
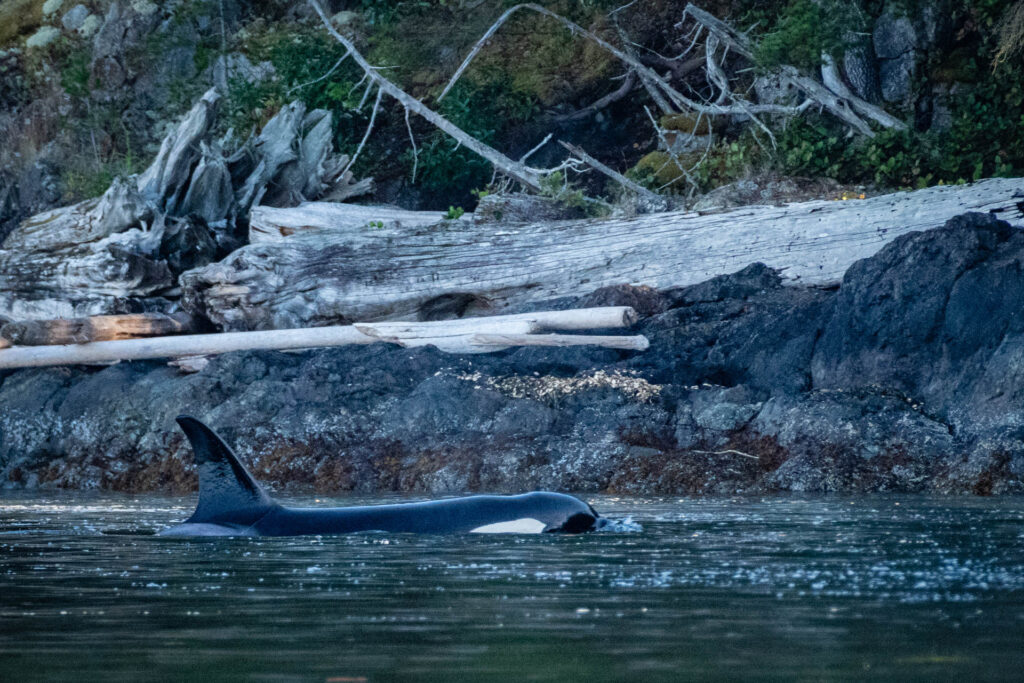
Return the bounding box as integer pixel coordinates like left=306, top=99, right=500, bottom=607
left=180, top=178, right=1024, bottom=331
left=1, top=313, right=196, bottom=346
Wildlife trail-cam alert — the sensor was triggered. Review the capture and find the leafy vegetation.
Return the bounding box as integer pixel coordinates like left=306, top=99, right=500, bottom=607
left=753, top=0, right=867, bottom=71
left=225, top=25, right=369, bottom=149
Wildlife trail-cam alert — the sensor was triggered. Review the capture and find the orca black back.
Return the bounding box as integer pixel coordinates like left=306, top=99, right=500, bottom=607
left=165, top=416, right=603, bottom=536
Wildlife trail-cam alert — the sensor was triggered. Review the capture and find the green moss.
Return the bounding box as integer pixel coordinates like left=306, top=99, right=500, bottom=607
left=59, top=46, right=91, bottom=98
left=628, top=151, right=698, bottom=191
left=660, top=113, right=714, bottom=136
left=0, top=0, right=42, bottom=48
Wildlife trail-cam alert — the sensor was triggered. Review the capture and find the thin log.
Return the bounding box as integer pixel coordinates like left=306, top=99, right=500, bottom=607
left=1, top=313, right=195, bottom=346
left=0, top=307, right=642, bottom=368
left=353, top=306, right=637, bottom=341
left=180, top=178, right=1024, bottom=330
left=470, top=333, right=650, bottom=351
left=0, top=338, right=9, bottom=350
left=356, top=319, right=537, bottom=340
left=501, top=306, right=638, bottom=330
left=0, top=326, right=374, bottom=369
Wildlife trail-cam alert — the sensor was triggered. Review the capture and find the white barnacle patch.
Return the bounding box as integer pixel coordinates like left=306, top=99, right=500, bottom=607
left=470, top=518, right=547, bottom=534
left=456, top=369, right=663, bottom=403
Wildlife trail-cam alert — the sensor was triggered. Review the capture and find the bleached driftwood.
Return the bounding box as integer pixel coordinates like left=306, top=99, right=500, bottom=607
left=0, top=179, right=172, bottom=320
left=1, top=313, right=195, bottom=346
left=180, top=178, right=1024, bottom=331
left=0, top=306, right=644, bottom=368
left=354, top=306, right=639, bottom=348
left=138, top=90, right=221, bottom=210
left=250, top=204, right=451, bottom=243
left=470, top=333, right=649, bottom=351
left=0, top=90, right=371, bottom=320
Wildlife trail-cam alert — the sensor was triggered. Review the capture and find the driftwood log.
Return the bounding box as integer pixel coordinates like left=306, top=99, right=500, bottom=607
left=180, top=178, right=1024, bottom=331
left=249, top=204, right=451, bottom=243
left=0, top=89, right=370, bottom=321
left=0, top=313, right=195, bottom=346
left=0, top=307, right=643, bottom=368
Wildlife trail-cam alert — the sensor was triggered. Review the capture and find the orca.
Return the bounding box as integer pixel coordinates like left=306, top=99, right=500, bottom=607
left=160, top=416, right=605, bottom=536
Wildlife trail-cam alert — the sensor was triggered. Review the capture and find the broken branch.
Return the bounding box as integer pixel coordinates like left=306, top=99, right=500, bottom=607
left=308, top=0, right=545, bottom=191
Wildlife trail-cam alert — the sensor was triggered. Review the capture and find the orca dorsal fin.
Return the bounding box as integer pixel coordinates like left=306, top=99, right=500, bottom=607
left=176, top=416, right=276, bottom=525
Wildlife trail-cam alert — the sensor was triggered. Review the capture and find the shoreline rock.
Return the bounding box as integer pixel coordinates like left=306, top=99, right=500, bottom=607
left=1, top=212, right=1022, bottom=495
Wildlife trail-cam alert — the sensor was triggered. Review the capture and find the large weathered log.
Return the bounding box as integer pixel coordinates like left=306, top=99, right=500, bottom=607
left=0, top=307, right=642, bottom=368
left=1, top=313, right=195, bottom=346
left=180, top=178, right=1024, bottom=331
left=0, top=89, right=371, bottom=321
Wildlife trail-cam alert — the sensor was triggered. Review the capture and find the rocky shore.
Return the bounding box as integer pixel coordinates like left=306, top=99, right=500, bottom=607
left=1, top=211, right=1021, bottom=496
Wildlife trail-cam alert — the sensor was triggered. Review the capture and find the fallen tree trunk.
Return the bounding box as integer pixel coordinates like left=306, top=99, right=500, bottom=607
left=0, top=313, right=196, bottom=346
left=0, top=307, right=641, bottom=368
left=180, top=178, right=1024, bottom=331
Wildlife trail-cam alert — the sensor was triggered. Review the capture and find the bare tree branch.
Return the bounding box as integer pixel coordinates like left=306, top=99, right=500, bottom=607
left=682, top=3, right=906, bottom=137
left=559, top=140, right=667, bottom=208
left=439, top=3, right=807, bottom=119
left=555, top=71, right=637, bottom=123
left=404, top=107, right=418, bottom=183
left=520, top=133, right=553, bottom=163
left=308, top=0, right=545, bottom=191
left=343, top=86, right=382, bottom=178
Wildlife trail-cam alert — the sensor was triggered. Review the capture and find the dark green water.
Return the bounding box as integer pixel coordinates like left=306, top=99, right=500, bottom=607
left=2, top=493, right=1023, bottom=682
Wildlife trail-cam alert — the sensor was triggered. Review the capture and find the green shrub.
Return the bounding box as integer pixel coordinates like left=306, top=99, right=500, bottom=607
left=226, top=26, right=368, bottom=151
left=755, top=0, right=867, bottom=71
left=774, top=72, right=1024, bottom=188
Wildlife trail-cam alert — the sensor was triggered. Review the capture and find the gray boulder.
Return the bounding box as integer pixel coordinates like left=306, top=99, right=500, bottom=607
left=61, top=5, right=91, bottom=32
left=873, top=10, right=918, bottom=103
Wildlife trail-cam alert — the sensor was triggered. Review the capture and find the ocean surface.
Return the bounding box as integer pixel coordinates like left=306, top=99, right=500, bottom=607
left=2, top=492, right=1023, bottom=681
